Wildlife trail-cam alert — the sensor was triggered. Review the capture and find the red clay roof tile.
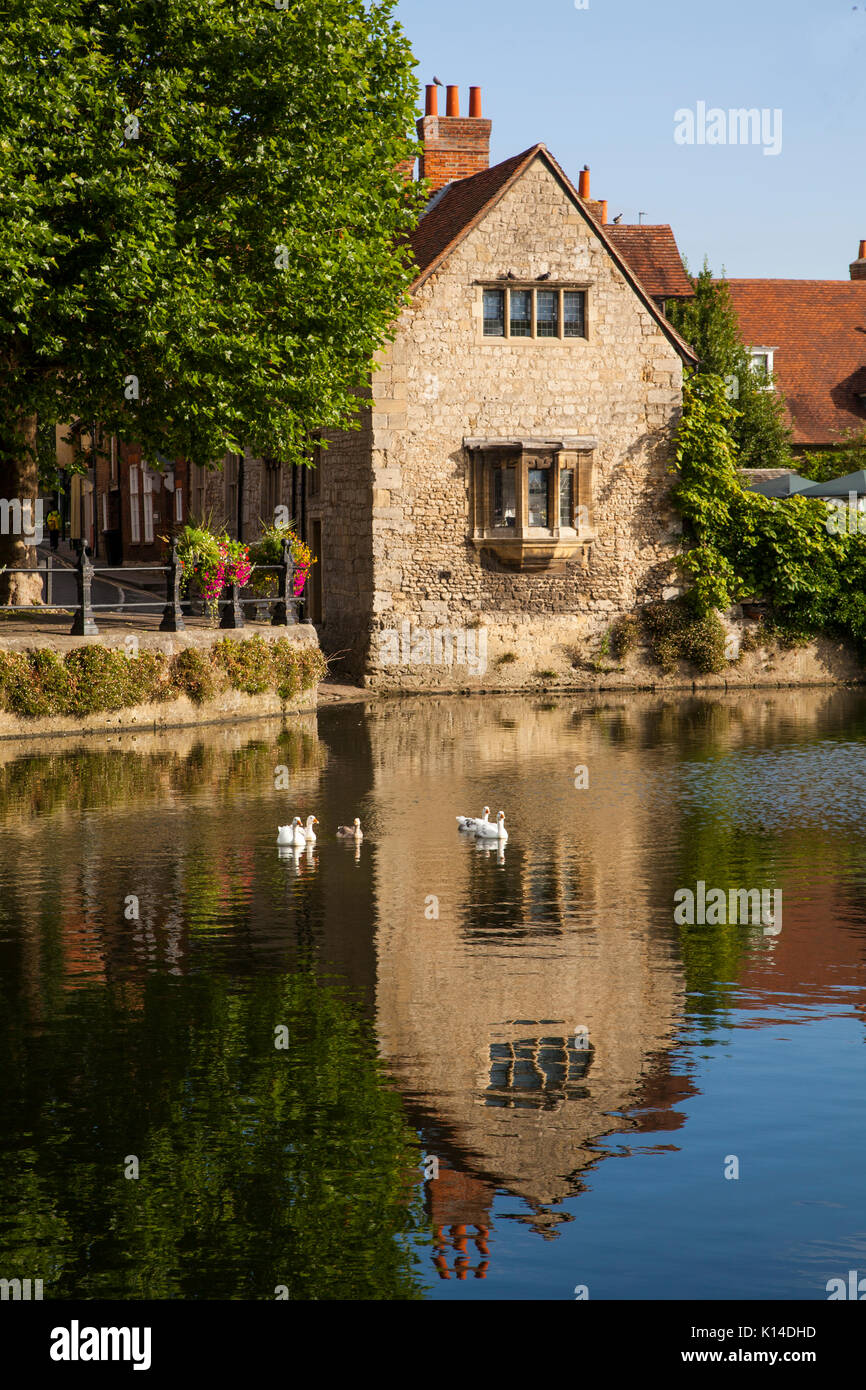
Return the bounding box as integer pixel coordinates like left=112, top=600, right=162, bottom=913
left=726, top=280, right=866, bottom=446
left=605, top=225, right=693, bottom=300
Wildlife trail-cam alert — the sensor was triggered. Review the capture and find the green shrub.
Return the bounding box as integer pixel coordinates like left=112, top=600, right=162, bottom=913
left=214, top=633, right=273, bottom=695
left=0, top=635, right=325, bottom=720
left=0, top=649, right=71, bottom=717
left=64, top=646, right=138, bottom=716
left=610, top=614, right=640, bottom=659
left=641, top=598, right=728, bottom=674
left=673, top=372, right=866, bottom=659
left=269, top=639, right=326, bottom=703
left=125, top=650, right=172, bottom=703
left=297, top=644, right=327, bottom=689
left=169, top=647, right=218, bottom=704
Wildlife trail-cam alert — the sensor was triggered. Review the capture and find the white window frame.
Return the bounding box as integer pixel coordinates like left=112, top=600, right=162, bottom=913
left=749, top=348, right=775, bottom=390
left=142, top=467, right=155, bottom=544
left=129, top=465, right=141, bottom=543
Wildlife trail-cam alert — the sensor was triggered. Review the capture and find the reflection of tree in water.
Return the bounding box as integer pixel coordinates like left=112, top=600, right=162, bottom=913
left=0, top=970, right=426, bottom=1300
left=0, top=725, right=324, bottom=823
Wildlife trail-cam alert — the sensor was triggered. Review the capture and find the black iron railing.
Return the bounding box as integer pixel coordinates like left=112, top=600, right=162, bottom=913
left=1, top=539, right=310, bottom=635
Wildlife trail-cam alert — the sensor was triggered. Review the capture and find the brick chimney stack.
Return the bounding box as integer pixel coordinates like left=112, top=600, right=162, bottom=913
left=417, top=84, right=492, bottom=192
left=577, top=165, right=607, bottom=225
left=850, top=239, right=866, bottom=281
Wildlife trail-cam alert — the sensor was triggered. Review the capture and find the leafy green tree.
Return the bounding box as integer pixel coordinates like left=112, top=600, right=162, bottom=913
left=667, top=262, right=793, bottom=473
left=0, top=0, right=424, bottom=600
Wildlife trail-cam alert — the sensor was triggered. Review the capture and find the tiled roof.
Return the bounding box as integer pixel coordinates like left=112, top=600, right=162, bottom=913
left=407, top=146, right=696, bottom=363
left=605, top=225, right=693, bottom=300
left=726, top=280, right=866, bottom=447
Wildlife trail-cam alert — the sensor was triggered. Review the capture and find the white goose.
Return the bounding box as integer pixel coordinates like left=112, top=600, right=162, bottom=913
left=475, top=810, right=508, bottom=842
left=303, top=815, right=319, bottom=844
left=277, top=817, right=307, bottom=848
left=337, top=817, right=363, bottom=841
left=456, top=805, right=491, bottom=833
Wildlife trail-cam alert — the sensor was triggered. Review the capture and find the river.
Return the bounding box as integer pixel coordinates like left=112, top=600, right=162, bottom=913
left=1, top=688, right=864, bottom=1300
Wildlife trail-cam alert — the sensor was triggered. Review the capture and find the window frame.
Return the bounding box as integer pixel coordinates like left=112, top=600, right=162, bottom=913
left=480, top=283, right=589, bottom=342
left=129, top=464, right=141, bottom=544
left=748, top=347, right=776, bottom=392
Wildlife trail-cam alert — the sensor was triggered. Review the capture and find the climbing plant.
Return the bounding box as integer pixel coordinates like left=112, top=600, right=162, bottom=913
left=672, top=372, right=866, bottom=649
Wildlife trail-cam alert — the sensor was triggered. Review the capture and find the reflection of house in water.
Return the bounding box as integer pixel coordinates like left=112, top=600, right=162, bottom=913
left=368, top=697, right=690, bottom=1259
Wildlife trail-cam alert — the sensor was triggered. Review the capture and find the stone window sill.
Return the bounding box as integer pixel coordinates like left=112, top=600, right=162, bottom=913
left=472, top=531, right=595, bottom=572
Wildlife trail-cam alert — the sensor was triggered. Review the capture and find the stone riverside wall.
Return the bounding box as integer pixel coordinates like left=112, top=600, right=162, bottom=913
left=0, top=626, right=320, bottom=739
left=308, top=154, right=686, bottom=689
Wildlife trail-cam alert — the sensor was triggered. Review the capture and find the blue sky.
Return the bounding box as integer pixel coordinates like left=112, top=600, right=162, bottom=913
left=394, top=0, right=866, bottom=279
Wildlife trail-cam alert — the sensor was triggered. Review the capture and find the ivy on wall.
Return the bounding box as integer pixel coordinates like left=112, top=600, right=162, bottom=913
left=672, top=373, right=866, bottom=650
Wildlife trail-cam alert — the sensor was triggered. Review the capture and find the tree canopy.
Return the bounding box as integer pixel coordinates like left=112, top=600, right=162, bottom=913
left=0, top=0, right=424, bottom=596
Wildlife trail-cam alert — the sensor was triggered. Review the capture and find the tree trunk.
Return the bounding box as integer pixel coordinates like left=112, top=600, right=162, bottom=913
left=0, top=413, right=44, bottom=605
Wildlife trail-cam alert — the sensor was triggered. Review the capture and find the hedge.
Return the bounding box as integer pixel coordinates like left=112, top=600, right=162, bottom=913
left=0, top=635, right=327, bottom=720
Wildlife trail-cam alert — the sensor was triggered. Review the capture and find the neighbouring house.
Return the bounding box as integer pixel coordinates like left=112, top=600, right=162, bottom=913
left=726, top=243, right=866, bottom=453
left=51, top=426, right=192, bottom=565
left=306, top=83, right=697, bottom=684
left=51, top=431, right=297, bottom=569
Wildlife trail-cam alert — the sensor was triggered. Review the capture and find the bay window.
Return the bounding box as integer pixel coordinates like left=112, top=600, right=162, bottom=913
left=468, top=438, right=595, bottom=571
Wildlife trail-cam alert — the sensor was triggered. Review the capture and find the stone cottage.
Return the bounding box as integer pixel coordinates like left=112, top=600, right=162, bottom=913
left=308, top=84, right=697, bottom=687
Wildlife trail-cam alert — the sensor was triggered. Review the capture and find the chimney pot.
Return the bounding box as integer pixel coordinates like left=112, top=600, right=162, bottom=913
left=860, top=239, right=866, bottom=260
left=417, top=85, right=492, bottom=192
left=578, top=166, right=590, bottom=199
left=425, top=84, right=438, bottom=117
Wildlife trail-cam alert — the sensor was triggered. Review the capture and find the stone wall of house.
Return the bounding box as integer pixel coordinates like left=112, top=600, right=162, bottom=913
left=343, top=155, right=684, bottom=686
left=307, top=400, right=376, bottom=669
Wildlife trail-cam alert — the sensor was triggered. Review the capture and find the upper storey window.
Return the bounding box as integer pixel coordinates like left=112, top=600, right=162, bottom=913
left=482, top=285, right=587, bottom=340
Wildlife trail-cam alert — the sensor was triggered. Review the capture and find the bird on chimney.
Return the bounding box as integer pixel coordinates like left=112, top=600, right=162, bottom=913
left=433, top=76, right=444, bottom=86
left=612, top=213, right=623, bottom=224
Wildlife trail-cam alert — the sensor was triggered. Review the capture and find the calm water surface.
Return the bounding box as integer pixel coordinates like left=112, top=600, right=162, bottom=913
left=1, top=689, right=865, bottom=1300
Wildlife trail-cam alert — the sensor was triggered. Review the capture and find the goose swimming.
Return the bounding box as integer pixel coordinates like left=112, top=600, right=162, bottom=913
left=337, top=817, right=363, bottom=840
left=457, top=806, right=490, bottom=833
left=475, top=810, right=508, bottom=842
left=277, top=817, right=308, bottom=848
left=303, top=815, right=319, bottom=844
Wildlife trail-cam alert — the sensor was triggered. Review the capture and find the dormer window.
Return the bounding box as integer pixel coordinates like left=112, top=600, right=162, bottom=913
left=749, top=348, right=775, bottom=390
left=481, top=285, right=587, bottom=340
left=467, top=437, right=596, bottom=571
